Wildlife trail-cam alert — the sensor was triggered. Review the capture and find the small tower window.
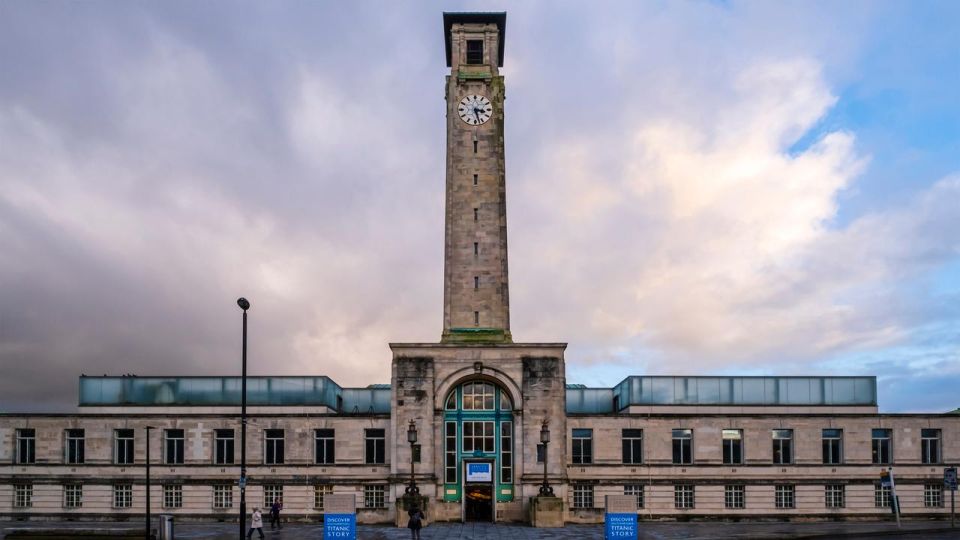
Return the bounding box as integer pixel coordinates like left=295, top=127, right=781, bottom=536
left=473, top=174, right=478, bottom=186
left=473, top=140, right=478, bottom=153
left=466, top=40, right=484, bottom=65
left=474, top=276, right=479, bottom=289
left=473, top=242, right=479, bottom=256
left=473, top=208, right=479, bottom=221
left=474, top=311, right=480, bottom=326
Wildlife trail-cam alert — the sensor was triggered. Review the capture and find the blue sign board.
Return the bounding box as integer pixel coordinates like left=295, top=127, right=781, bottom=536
left=604, top=512, right=637, bottom=539
left=466, top=462, right=492, bottom=482
left=323, top=513, right=356, bottom=540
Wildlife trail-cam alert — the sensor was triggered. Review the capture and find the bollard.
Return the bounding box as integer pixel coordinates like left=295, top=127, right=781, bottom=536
left=157, top=514, right=174, bottom=540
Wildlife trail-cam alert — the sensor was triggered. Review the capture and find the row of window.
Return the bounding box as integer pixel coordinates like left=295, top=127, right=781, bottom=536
left=12, top=483, right=387, bottom=510
left=12, top=426, right=947, bottom=467
left=570, top=484, right=948, bottom=510
left=570, top=428, right=944, bottom=465
left=12, top=428, right=386, bottom=466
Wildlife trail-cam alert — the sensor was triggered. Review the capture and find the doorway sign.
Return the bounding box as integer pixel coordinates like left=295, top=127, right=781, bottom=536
left=466, top=462, right=492, bottom=482
left=323, top=494, right=357, bottom=540
left=604, top=495, right=638, bottom=540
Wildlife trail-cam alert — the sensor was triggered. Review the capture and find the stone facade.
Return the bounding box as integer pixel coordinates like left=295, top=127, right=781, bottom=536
left=1, top=12, right=958, bottom=527
left=442, top=17, right=510, bottom=342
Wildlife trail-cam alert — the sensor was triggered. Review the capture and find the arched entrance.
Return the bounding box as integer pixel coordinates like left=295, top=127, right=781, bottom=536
left=442, top=379, right=514, bottom=522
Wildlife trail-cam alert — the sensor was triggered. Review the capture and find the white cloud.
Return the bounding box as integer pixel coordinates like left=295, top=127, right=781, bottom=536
left=511, top=58, right=959, bottom=374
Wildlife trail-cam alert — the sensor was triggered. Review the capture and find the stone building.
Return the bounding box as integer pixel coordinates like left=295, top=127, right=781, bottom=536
left=1, top=12, right=957, bottom=525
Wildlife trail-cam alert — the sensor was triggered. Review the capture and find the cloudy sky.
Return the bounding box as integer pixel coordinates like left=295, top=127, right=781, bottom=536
left=1, top=1, right=958, bottom=413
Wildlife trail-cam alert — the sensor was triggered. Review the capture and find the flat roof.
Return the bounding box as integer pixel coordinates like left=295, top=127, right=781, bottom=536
left=443, top=12, right=506, bottom=67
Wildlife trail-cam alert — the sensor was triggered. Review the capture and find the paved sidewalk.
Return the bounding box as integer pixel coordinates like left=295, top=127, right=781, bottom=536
left=3, top=521, right=959, bottom=540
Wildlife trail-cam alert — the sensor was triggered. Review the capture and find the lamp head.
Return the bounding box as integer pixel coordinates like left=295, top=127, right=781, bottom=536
left=540, top=420, right=550, bottom=443
left=237, top=297, right=251, bottom=311
left=407, top=419, right=418, bottom=443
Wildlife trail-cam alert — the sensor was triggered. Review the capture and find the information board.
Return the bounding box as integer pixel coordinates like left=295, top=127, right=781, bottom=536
left=323, top=494, right=357, bottom=540
left=323, top=514, right=355, bottom=539
left=946, top=467, right=958, bottom=491
left=604, top=513, right=637, bottom=539
left=466, top=462, right=492, bottom=482
left=605, top=495, right=638, bottom=540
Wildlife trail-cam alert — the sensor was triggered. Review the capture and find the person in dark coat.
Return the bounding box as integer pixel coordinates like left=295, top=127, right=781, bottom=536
left=270, top=498, right=283, bottom=529
left=407, top=505, right=425, bottom=540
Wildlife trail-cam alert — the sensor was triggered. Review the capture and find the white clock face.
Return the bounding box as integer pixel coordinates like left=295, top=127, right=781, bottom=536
left=458, top=94, right=492, bottom=125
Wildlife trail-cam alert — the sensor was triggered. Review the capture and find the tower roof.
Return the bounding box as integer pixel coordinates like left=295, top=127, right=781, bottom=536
left=443, top=12, right=506, bottom=67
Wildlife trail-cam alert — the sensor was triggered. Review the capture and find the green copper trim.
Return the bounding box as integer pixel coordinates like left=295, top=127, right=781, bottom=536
left=457, top=69, right=492, bottom=81
left=442, top=328, right=512, bottom=343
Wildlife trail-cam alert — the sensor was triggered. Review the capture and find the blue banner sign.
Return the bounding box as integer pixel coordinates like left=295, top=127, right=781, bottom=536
left=323, top=513, right=356, bottom=539
left=604, top=512, right=637, bottom=539
left=466, top=462, right=492, bottom=482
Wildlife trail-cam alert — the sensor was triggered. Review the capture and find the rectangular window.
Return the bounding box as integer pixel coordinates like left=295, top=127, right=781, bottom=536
left=263, top=484, right=283, bottom=506
left=264, top=429, right=284, bottom=465
left=213, top=485, right=233, bottom=509
left=365, top=429, right=386, bottom=464
left=572, top=429, right=593, bottom=464
left=473, top=174, right=479, bottom=186
left=66, top=429, right=85, bottom=464
left=500, top=422, right=513, bottom=483
left=113, top=484, right=132, bottom=508
left=474, top=276, right=479, bottom=289
left=465, top=39, right=484, bottom=65
left=215, top=429, right=235, bottom=465
left=14, top=484, right=32, bottom=508
left=872, top=429, right=892, bottom=464
left=64, top=484, right=82, bottom=508
left=775, top=485, right=795, bottom=509
left=624, top=484, right=644, bottom=509
left=875, top=484, right=891, bottom=508
left=722, top=429, right=743, bottom=465
left=772, top=429, right=793, bottom=465
left=444, top=422, right=457, bottom=483
left=473, top=208, right=478, bottom=221
left=572, top=484, right=594, bottom=509
left=314, top=484, right=334, bottom=510
left=622, top=429, right=643, bottom=464
left=473, top=140, right=478, bottom=153
left=473, top=242, right=479, bottom=255
left=312, top=428, right=335, bottom=465
left=462, top=421, right=495, bottom=453
left=825, top=484, right=845, bottom=508
left=364, top=485, right=386, bottom=509
left=672, top=429, right=693, bottom=464
left=921, top=429, right=941, bottom=464
left=536, top=443, right=545, bottom=463
left=674, top=485, right=695, bottom=509
left=115, top=429, right=134, bottom=465
left=724, top=485, right=745, bottom=509
left=164, top=429, right=184, bottom=464
left=822, top=429, right=843, bottom=465
left=163, top=485, right=182, bottom=508
left=16, top=429, right=36, bottom=464
left=412, top=444, right=421, bottom=463
left=474, top=311, right=479, bottom=326
left=924, top=484, right=943, bottom=508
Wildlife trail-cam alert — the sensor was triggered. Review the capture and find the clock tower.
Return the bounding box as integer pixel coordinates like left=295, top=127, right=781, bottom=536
left=441, top=12, right=511, bottom=343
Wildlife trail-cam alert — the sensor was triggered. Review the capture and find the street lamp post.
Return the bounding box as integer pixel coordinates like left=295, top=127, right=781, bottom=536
left=405, top=420, right=419, bottom=497
left=144, top=425, right=154, bottom=540
left=237, top=297, right=251, bottom=538
left=539, top=420, right=553, bottom=496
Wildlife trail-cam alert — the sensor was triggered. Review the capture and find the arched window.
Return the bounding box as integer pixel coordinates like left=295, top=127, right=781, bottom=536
left=444, top=380, right=513, bottom=411
left=441, top=379, right=515, bottom=497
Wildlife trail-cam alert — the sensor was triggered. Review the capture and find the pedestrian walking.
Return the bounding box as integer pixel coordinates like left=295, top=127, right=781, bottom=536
left=247, top=508, right=265, bottom=539
left=270, top=498, right=283, bottom=530
left=407, top=505, right=425, bottom=540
